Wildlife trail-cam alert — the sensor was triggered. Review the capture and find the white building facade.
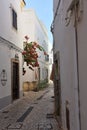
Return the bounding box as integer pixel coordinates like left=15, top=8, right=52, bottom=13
left=21, top=9, right=50, bottom=83
left=0, top=0, right=26, bottom=109
left=52, top=0, right=87, bottom=130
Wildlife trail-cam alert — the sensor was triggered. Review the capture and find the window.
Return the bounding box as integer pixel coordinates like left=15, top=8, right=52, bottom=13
left=45, top=54, right=49, bottom=61
left=12, top=9, right=17, bottom=30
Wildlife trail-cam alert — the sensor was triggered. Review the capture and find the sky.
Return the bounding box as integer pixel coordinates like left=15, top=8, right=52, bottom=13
left=25, top=0, right=53, bottom=44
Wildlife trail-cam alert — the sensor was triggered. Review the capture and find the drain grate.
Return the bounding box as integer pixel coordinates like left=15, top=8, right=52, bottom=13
left=38, top=122, right=53, bottom=130
left=17, top=106, right=33, bottom=122
left=7, top=123, right=23, bottom=129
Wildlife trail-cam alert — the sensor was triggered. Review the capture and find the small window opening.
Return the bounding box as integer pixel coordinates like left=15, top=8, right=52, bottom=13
left=12, top=9, right=17, bottom=30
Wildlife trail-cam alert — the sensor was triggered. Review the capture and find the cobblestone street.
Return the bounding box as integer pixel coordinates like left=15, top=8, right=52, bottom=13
left=0, top=83, right=59, bottom=130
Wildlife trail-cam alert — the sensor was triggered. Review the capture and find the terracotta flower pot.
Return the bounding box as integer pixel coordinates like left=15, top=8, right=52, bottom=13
left=28, top=82, right=34, bottom=91
left=32, top=81, right=38, bottom=91
left=28, top=81, right=38, bottom=91
left=23, top=81, right=38, bottom=92
left=23, top=82, right=29, bottom=92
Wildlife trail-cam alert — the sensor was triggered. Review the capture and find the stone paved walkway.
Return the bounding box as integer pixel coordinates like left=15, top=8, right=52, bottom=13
left=0, top=84, right=59, bottom=130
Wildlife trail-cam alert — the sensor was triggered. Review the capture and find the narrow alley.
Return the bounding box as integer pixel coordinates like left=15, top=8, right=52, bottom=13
left=0, top=84, right=59, bottom=130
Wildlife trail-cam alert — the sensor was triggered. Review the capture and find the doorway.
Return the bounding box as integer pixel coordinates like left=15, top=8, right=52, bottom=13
left=66, top=106, right=70, bottom=130
left=54, top=51, right=61, bottom=117
left=11, top=59, right=19, bottom=101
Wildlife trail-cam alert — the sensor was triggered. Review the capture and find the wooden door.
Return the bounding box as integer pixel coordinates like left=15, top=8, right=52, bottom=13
left=12, top=60, right=19, bottom=101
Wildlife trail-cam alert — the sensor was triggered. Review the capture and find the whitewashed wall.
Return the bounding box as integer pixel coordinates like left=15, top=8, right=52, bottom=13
left=21, top=9, right=49, bottom=82
left=34, top=18, right=49, bottom=81
left=53, top=0, right=80, bottom=130
left=0, top=0, right=23, bottom=109
left=0, top=45, right=11, bottom=98
left=0, top=0, right=23, bottom=48
left=77, top=0, right=87, bottom=129
left=53, top=0, right=87, bottom=130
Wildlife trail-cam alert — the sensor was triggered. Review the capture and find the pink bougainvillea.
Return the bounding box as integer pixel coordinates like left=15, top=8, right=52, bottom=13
left=22, top=36, right=47, bottom=74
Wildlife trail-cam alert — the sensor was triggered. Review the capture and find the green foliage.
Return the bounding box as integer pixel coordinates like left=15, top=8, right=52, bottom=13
left=38, top=79, right=49, bottom=90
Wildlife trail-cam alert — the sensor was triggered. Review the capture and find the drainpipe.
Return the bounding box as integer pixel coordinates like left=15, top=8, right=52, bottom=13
left=74, top=0, right=81, bottom=130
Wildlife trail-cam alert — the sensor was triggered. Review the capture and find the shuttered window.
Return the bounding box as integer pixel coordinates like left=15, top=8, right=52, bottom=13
left=12, top=9, right=17, bottom=30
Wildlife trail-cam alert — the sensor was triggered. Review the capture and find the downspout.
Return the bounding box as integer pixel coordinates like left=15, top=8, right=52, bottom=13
left=74, top=0, right=81, bottom=130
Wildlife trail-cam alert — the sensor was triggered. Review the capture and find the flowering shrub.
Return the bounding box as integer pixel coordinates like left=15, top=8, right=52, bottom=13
left=22, top=36, right=47, bottom=74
